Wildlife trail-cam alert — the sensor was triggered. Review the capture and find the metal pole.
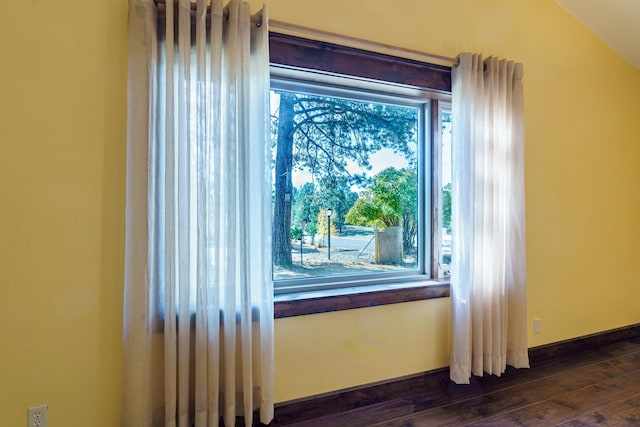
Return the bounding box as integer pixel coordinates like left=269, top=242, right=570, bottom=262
left=301, top=221, right=306, bottom=266
left=327, top=214, right=331, bottom=260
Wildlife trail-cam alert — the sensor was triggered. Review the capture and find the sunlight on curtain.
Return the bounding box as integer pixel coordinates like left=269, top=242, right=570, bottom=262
left=450, top=53, right=529, bottom=385
left=123, top=0, right=273, bottom=425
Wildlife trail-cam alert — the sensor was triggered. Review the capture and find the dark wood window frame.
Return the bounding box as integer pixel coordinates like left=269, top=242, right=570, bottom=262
left=269, top=33, right=451, bottom=92
left=274, top=280, right=450, bottom=318
left=270, top=33, right=452, bottom=318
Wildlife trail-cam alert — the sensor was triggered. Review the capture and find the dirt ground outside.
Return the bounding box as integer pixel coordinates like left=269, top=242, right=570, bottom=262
left=274, top=225, right=417, bottom=280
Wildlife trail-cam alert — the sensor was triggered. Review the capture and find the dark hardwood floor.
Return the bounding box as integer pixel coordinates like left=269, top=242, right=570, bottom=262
left=276, top=337, right=640, bottom=426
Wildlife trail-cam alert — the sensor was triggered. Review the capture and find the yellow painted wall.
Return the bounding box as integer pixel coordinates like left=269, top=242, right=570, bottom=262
left=1, top=0, right=640, bottom=424
left=274, top=298, right=451, bottom=402
left=0, top=0, right=128, bottom=425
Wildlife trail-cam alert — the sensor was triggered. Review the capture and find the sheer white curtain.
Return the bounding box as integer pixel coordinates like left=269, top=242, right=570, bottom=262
left=123, top=0, right=273, bottom=425
left=450, top=53, right=529, bottom=385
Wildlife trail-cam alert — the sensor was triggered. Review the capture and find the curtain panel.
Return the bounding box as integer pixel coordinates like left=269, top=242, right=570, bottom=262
left=123, top=0, right=273, bottom=426
left=450, top=53, right=529, bottom=385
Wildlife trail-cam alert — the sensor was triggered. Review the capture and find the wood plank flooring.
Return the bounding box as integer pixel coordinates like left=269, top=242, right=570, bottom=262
left=276, top=337, right=640, bottom=426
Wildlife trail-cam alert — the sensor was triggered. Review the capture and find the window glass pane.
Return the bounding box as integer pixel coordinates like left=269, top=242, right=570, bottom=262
left=270, top=88, right=421, bottom=282
left=440, top=110, right=452, bottom=276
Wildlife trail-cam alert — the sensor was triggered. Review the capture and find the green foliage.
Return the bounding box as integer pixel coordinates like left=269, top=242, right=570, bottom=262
left=345, top=167, right=418, bottom=251
left=346, top=167, right=416, bottom=227
left=304, top=222, right=317, bottom=238
left=442, top=183, right=452, bottom=233
left=345, top=191, right=399, bottom=228
left=317, top=208, right=338, bottom=238
left=315, top=177, right=358, bottom=233
left=291, top=182, right=320, bottom=233
left=290, top=180, right=358, bottom=236
left=290, top=226, right=304, bottom=240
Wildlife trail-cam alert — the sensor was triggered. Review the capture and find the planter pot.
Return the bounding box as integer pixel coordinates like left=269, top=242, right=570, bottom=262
left=374, top=226, right=403, bottom=264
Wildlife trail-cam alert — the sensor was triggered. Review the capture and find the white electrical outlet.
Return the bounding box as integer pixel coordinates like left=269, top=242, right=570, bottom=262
left=533, top=318, right=542, bottom=334
left=28, top=405, right=48, bottom=427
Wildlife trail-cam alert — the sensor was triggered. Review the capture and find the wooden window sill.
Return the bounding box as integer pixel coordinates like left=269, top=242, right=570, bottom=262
left=274, top=280, right=450, bottom=318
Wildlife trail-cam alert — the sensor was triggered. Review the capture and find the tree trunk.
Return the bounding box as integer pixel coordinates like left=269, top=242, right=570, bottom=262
left=272, top=93, right=296, bottom=266
left=402, top=213, right=417, bottom=253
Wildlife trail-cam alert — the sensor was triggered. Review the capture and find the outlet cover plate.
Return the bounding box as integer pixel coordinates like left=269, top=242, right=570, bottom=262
left=533, top=318, right=542, bottom=334
left=28, top=405, right=48, bottom=427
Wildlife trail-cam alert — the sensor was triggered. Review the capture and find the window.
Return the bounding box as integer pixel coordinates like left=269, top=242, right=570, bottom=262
left=269, top=34, right=452, bottom=294
left=437, top=106, right=453, bottom=277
